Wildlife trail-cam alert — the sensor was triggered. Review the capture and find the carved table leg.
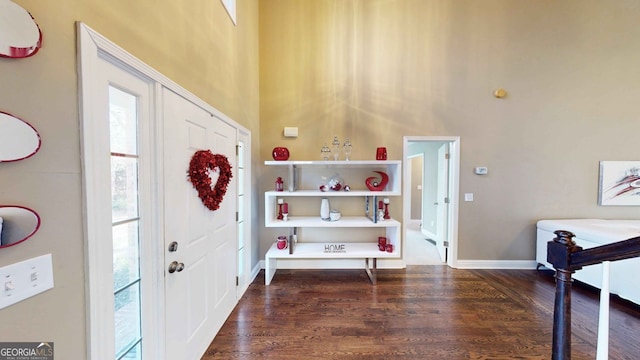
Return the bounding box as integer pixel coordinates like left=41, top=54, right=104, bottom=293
left=552, top=269, right=573, bottom=360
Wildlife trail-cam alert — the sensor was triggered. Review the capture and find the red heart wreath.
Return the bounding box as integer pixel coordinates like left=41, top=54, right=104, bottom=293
left=188, top=150, right=233, bottom=211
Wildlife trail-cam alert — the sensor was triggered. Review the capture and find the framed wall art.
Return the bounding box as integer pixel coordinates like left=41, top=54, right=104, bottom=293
left=598, top=161, right=640, bottom=206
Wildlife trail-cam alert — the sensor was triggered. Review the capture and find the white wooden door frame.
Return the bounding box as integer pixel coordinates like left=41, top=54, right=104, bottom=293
left=435, top=143, right=449, bottom=262
left=78, top=22, right=252, bottom=360
left=78, top=23, right=163, bottom=360
left=236, top=129, right=252, bottom=297
left=402, top=136, right=460, bottom=268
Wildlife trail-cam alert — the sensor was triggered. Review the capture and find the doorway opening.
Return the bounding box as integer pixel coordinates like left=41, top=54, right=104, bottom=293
left=402, top=136, right=460, bottom=267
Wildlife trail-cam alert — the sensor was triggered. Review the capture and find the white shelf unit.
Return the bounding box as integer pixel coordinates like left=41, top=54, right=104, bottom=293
left=264, top=160, right=402, bottom=285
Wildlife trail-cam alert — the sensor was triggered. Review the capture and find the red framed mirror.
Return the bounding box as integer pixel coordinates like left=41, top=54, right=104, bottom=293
left=0, top=205, right=41, bottom=248
left=0, top=111, right=41, bottom=162
left=0, top=0, right=43, bottom=58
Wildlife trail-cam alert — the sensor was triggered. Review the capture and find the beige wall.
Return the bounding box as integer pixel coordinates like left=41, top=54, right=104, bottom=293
left=2, top=0, right=640, bottom=358
left=0, top=0, right=259, bottom=358
left=259, top=0, right=640, bottom=261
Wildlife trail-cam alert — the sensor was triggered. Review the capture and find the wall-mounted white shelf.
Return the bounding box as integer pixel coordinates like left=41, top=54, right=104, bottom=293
left=265, top=160, right=401, bottom=166
left=265, top=190, right=400, bottom=197
left=265, top=160, right=402, bottom=193
left=266, top=216, right=400, bottom=228
left=266, top=242, right=398, bottom=259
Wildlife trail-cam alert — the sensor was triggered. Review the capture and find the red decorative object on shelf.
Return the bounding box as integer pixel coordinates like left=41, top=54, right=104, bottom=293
left=376, top=147, right=387, bottom=160
left=282, top=202, right=289, bottom=222
left=277, top=236, right=288, bottom=250
left=365, top=171, right=389, bottom=191
left=378, top=236, right=387, bottom=252
left=383, top=198, right=390, bottom=219
left=272, top=147, right=290, bottom=161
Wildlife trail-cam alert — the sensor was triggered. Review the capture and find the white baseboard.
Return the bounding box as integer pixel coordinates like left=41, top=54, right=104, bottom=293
left=454, top=260, right=538, bottom=270
left=250, top=262, right=261, bottom=282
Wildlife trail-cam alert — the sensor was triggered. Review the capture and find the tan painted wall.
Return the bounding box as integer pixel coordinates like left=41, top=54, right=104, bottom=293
left=0, top=0, right=259, bottom=358
left=2, top=0, right=640, bottom=357
left=259, top=0, right=640, bottom=261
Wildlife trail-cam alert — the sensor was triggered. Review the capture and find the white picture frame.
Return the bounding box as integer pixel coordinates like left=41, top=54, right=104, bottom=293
left=598, top=161, right=640, bottom=206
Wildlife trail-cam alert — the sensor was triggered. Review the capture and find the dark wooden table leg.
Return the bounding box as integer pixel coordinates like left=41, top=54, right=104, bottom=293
left=552, top=268, right=573, bottom=359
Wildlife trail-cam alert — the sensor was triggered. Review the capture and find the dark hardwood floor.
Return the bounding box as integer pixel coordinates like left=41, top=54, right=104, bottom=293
left=202, top=266, right=640, bottom=359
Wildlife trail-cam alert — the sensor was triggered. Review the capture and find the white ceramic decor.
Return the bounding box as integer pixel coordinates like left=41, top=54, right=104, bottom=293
left=0, top=111, right=41, bottom=162
left=0, top=0, right=42, bottom=58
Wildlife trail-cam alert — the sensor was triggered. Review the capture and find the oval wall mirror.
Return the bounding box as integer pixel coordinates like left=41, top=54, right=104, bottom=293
left=0, top=0, right=42, bottom=58
left=0, top=111, right=41, bottom=162
left=0, top=205, right=41, bottom=248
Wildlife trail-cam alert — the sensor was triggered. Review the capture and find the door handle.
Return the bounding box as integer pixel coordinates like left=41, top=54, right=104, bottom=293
left=168, top=261, right=185, bottom=273
left=168, top=241, right=178, bottom=252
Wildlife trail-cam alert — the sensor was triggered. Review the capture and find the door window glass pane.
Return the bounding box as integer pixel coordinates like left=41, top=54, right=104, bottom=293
left=118, top=342, right=141, bottom=360
left=114, top=283, right=141, bottom=357
left=112, top=221, right=140, bottom=291
left=111, top=156, right=139, bottom=223
left=109, top=87, right=138, bottom=155
left=110, top=85, right=142, bottom=359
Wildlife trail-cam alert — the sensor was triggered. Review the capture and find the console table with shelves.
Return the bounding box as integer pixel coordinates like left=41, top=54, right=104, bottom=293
left=264, top=160, right=402, bottom=285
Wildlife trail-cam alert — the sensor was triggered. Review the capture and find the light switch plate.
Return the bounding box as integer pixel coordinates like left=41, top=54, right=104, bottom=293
left=464, top=193, right=474, bottom=202
left=0, top=254, right=54, bottom=309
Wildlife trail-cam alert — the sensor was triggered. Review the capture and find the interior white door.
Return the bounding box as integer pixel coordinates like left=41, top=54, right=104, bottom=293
left=435, top=144, right=449, bottom=262
left=163, top=89, right=238, bottom=359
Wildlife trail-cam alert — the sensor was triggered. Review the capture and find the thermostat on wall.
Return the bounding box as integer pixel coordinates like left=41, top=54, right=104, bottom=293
left=474, top=167, right=488, bottom=175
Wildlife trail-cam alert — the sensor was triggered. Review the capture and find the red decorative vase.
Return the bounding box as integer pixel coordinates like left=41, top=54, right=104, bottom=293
left=272, top=147, right=290, bottom=161
left=376, top=147, right=387, bottom=160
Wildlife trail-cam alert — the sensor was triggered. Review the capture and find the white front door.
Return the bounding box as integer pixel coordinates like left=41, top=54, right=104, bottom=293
left=163, top=89, right=238, bottom=359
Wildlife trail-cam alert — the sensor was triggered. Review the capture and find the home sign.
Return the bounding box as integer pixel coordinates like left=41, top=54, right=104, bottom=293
left=323, top=244, right=346, bottom=253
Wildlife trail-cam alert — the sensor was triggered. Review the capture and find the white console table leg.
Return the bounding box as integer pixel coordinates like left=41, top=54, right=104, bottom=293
left=364, top=258, right=377, bottom=284
left=265, top=255, right=277, bottom=285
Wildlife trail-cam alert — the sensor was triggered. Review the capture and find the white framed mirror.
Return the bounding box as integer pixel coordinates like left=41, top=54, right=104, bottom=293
left=0, top=111, right=41, bottom=162
left=0, top=0, right=42, bottom=58
left=0, top=205, right=41, bottom=248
